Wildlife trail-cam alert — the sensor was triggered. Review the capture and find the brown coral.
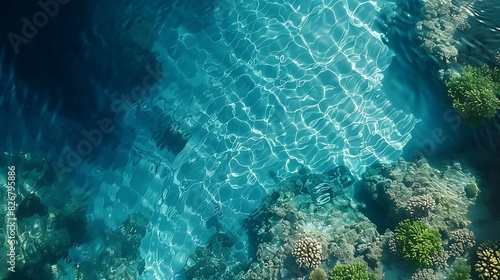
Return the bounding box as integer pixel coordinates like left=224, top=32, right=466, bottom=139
left=291, top=237, right=322, bottom=268
left=449, top=229, right=475, bottom=257
left=411, top=268, right=436, bottom=280
left=405, top=194, right=436, bottom=218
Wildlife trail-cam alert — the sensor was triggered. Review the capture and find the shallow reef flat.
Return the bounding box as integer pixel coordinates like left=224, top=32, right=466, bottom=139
left=184, top=156, right=500, bottom=279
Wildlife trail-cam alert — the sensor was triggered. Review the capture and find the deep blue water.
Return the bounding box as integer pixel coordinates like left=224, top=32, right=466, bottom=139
left=1, top=0, right=499, bottom=279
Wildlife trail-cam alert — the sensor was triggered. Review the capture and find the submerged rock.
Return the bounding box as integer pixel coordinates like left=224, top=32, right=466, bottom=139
left=361, top=158, right=478, bottom=233
left=182, top=158, right=490, bottom=279
left=184, top=168, right=383, bottom=280
left=360, top=157, right=485, bottom=277
left=408, top=0, right=500, bottom=77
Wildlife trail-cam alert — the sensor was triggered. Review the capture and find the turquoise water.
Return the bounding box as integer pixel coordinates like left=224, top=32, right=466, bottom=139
left=134, top=0, right=419, bottom=278
left=1, top=0, right=500, bottom=279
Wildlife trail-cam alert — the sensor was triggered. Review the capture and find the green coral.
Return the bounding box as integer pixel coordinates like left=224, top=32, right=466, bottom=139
left=464, top=183, right=479, bottom=199
left=394, top=219, right=443, bottom=268
left=329, top=263, right=377, bottom=280
left=475, top=241, right=500, bottom=280
left=310, top=267, right=327, bottom=280
left=448, top=260, right=471, bottom=280
left=447, top=65, right=500, bottom=126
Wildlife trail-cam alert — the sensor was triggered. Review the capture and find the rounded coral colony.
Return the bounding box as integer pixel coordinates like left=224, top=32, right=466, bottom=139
left=309, top=267, right=327, bottom=280
left=448, top=229, right=476, bottom=258
left=447, top=65, right=500, bottom=126
left=394, top=219, right=443, bottom=268
left=291, top=237, right=323, bottom=268
left=475, top=241, right=500, bottom=280
left=405, top=194, right=436, bottom=218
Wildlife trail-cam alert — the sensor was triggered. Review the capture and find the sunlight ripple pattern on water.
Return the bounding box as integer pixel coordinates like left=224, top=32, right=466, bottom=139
left=88, top=0, right=420, bottom=279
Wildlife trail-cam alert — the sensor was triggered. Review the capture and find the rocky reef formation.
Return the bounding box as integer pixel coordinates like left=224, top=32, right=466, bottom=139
left=414, top=0, right=470, bottom=66
left=361, top=157, right=494, bottom=279
left=183, top=157, right=497, bottom=279
left=184, top=166, right=383, bottom=279
left=0, top=152, right=88, bottom=279
left=390, top=0, right=500, bottom=77
left=237, top=168, right=383, bottom=280
left=362, top=158, right=477, bottom=233
left=184, top=231, right=244, bottom=280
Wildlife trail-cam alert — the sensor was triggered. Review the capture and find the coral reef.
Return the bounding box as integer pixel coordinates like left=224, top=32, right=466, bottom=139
left=360, top=157, right=489, bottom=276
left=449, top=260, right=472, bottom=280
left=190, top=167, right=383, bottom=279
left=240, top=169, right=381, bottom=279
left=448, top=229, right=476, bottom=258
left=292, top=237, right=323, bottom=268
left=362, top=158, right=477, bottom=233
left=388, top=233, right=398, bottom=256
left=329, top=262, right=377, bottom=280
left=475, top=241, right=500, bottom=280
left=405, top=194, right=436, bottom=219
left=394, top=219, right=443, bottom=268
left=411, top=268, right=436, bottom=280
left=399, top=0, right=500, bottom=81
left=309, top=267, right=327, bottom=280
left=414, top=0, right=470, bottom=65
left=431, top=250, right=449, bottom=268
left=446, top=65, right=500, bottom=126
left=183, top=157, right=490, bottom=279
left=463, top=183, right=479, bottom=199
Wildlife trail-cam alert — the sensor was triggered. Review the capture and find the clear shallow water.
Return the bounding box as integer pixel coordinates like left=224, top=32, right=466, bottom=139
left=133, top=0, right=419, bottom=277
left=1, top=0, right=499, bottom=279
